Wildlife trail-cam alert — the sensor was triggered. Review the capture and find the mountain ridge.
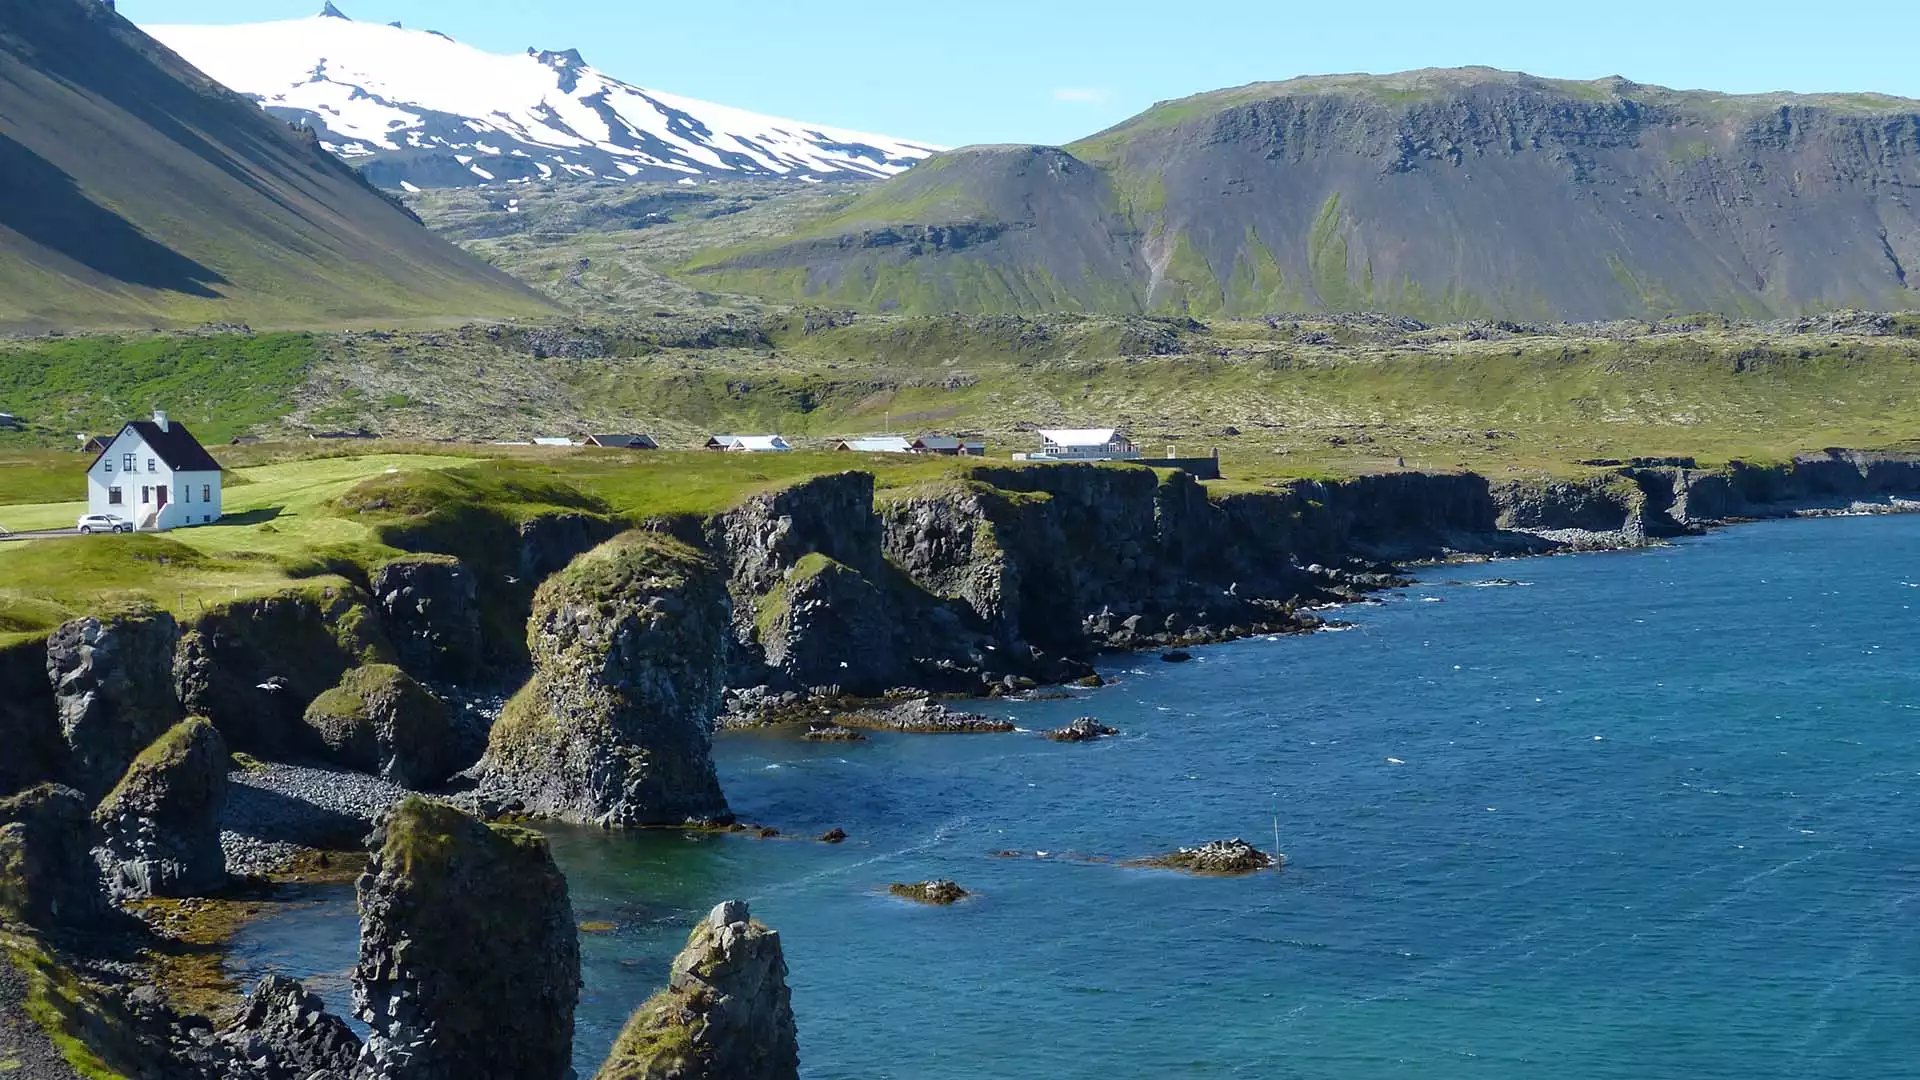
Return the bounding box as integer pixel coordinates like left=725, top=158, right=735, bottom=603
left=145, top=5, right=942, bottom=190
left=680, top=67, right=1920, bottom=322
left=0, top=0, right=553, bottom=330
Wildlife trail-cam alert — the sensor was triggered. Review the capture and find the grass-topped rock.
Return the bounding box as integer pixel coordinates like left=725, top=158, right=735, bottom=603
left=91, top=718, right=228, bottom=901
left=0, top=784, right=110, bottom=930
left=594, top=900, right=798, bottom=1080
left=173, top=583, right=394, bottom=758
left=354, top=796, right=579, bottom=1080
left=483, top=531, right=733, bottom=827
left=303, top=663, right=455, bottom=789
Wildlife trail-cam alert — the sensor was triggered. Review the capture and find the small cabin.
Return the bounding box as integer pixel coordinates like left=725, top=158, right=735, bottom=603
left=86, top=410, right=223, bottom=531
left=80, top=434, right=112, bottom=454
left=705, top=435, right=793, bottom=453
left=1031, top=428, right=1138, bottom=461
left=586, top=434, right=659, bottom=450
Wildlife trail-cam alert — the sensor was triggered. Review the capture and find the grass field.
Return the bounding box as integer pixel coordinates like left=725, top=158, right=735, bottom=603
left=0, top=446, right=992, bottom=646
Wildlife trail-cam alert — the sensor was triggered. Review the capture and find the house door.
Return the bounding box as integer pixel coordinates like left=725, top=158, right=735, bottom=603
left=155, top=485, right=168, bottom=509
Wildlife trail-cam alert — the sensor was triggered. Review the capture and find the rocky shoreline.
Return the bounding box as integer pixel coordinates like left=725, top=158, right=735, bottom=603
left=7, top=450, right=1920, bottom=1076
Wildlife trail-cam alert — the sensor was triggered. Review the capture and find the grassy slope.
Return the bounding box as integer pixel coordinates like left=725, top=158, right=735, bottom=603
left=8, top=315, right=1920, bottom=479
left=0, top=0, right=552, bottom=331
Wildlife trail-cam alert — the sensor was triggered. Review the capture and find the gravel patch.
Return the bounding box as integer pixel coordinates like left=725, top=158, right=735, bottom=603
left=224, top=763, right=420, bottom=851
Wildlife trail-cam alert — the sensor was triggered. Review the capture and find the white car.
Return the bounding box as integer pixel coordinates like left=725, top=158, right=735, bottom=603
left=77, top=514, right=129, bottom=535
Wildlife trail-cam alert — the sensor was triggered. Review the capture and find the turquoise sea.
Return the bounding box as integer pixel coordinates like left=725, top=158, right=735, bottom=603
left=231, top=515, right=1920, bottom=1079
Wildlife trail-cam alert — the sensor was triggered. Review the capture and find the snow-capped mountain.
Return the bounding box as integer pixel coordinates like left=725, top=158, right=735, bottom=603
left=144, top=3, right=942, bottom=190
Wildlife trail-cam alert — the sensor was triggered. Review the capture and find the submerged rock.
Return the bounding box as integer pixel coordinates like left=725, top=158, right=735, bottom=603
left=593, top=900, right=798, bottom=1080
left=1046, top=717, right=1119, bottom=743
left=354, top=796, right=579, bottom=1080
left=0, top=783, right=110, bottom=929
left=1141, top=838, right=1277, bottom=875
left=92, top=718, right=228, bottom=901
left=46, top=607, right=183, bottom=797
left=837, top=698, right=1014, bottom=734
left=888, top=879, right=970, bottom=905
left=303, top=664, right=455, bottom=789
left=819, top=828, right=848, bottom=844
left=1160, top=649, right=1193, bottom=663
left=483, top=533, right=734, bottom=827
left=222, top=973, right=365, bottom=1080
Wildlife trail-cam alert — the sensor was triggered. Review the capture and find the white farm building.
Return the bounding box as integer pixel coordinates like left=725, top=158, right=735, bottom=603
left=86, top=411, right=223, bottom=531
left=1028, top=428, right=1139, bottom=461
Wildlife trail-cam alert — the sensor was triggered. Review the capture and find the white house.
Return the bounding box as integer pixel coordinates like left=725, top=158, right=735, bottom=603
left=86, top=411, right=223, bottom=531
left=705, top=435, right=793, bottom=453
left=1029, top=428, right=1139, bottom=461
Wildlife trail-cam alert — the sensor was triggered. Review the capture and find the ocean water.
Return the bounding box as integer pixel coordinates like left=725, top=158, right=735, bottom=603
left=229, top=515, right=1920, bottom=1079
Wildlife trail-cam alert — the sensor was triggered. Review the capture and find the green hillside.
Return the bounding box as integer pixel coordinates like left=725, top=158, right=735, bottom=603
left=670, top=68, right=1920, bottom=322
left=0, top=0, right=554, bottom=331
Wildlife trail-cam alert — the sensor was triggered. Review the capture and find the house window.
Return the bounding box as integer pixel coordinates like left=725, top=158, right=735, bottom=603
left=183, top=485, right=191, bottom=504
left=147, top=458, right=156, bottom=473
left=141, top=487, right=150, bottom=504
left=122, top=453, right=136, bottom=472
left=107, top=487, right=122, bottom=505
left=202, top=485, right=212, bottom=503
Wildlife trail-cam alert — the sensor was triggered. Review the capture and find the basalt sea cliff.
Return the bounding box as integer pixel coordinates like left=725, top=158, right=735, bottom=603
left=4, top=450, right=1920, bottom=1077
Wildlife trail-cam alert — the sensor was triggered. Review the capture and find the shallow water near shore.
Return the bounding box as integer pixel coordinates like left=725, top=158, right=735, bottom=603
left=229, top=514, right=1920, bottom=1079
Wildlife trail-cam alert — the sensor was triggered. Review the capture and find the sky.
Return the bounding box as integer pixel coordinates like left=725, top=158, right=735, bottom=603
left=120, top=0, right=1920, bottom=148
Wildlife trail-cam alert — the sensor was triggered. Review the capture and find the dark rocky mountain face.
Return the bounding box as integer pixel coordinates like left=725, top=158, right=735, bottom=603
left=0, top=0, right=551, bottom=330
left=685, top=69, right=1920, bottom=321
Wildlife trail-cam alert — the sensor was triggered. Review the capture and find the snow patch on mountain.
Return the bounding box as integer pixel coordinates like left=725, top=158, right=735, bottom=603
left=145, top=6, right=942, bottom=189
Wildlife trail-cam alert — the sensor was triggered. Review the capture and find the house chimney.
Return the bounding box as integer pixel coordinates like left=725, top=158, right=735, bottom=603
left=154, top=409, right=169, bottom=432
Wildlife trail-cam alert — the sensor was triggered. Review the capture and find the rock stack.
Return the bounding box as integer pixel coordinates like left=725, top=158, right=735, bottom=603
left=483, top=533, right=733, bottom=827
left=593, top=900, right=799, bottom=1080
left=353, top=797, right=579, bottom=1079
left=91, top=718, right=228, bottom=901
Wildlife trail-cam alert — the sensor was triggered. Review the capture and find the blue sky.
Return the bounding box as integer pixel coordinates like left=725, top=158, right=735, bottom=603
left=120, top=0, right=1920, bottom=148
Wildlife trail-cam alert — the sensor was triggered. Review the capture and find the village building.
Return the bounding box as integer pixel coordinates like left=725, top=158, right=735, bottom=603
left=912, top=435, right=987, bottom=456
left=837, top=434, right=988, bottom=456
left=705, top=435, right=793, bottom=453
left=79, top=434, right=112, bottom=454
left=1027, top=428, right=1140, bottom=461
left=86, top=410, right=223, bottom=531
left=586, top=434, right=659, bottom=450
left=837, top=436, right=915, bottom=454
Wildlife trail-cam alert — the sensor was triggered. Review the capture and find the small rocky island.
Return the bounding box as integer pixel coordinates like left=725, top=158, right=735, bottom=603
left=888, top=879, right=971, bottom=905
left=1137, top=839, right=1280, bottom=875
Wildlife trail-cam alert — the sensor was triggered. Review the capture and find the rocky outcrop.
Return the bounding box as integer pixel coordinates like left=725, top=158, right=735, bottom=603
left=1047, top=717, right=1118, bottom=742
left=1492, top=474, right=1647, bottom=546
left=91, top=718, right=228, bottom=901
left=173, top=584, right=393, bottom=758
left=1636, top=450, right=1920, bottom=529
left=593, top=900, right=798, bottom=1080
left=1141, top=839, right=1277, bottom=875
left=712, top=472, right=926, bottom=694
left=303, top=664, right=455, bottom=788
left=370, top=556, right=482, bottom=684
left=483, top=532, right=734, bottom=827
left=222, top=974, right=366, bottom=1080
left=45, top=607, right=182, bottom=798
left=836, top=698, right=1014, bottom=734
left=888, top=880, right=969, bottom=905
left=0, top=784, right=109, bottom=929
left=0, top=638, right=63, bottom=797
left=354, top=797, right=579, bottom=1080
